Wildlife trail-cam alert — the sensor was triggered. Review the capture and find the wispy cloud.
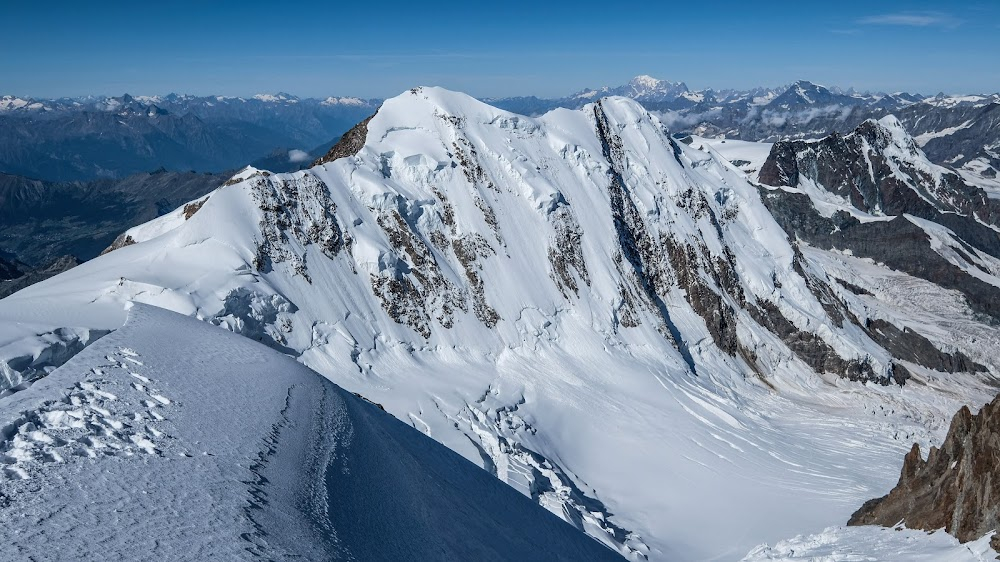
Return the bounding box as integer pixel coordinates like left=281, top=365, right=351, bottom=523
left=288, top=149, right=310, bottom=163
left=857, top=11, right=960, bottom=28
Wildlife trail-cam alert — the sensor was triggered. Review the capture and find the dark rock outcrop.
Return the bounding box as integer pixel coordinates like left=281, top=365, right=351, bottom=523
left=100, top=234, right=136, bottom=256
left=183, top=197, right=208, bottom=219
left=862, top=319, right=986, bottom=374
left=759, top=117, right=1000, bottom=229
left=849, top=395, right=1000, bottom=551
left=312, top=113, right=375, bottom=167
left=0, top=255, right=21, bottom=281
left=760, top=187, right=1000, bottom=322
left=249, top=172, right=345, bottom=282
left=758, top=119, right=1000, bottom=323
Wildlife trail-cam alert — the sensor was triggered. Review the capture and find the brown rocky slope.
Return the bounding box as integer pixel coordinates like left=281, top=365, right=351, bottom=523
left=848, top=394, right=1000, bottom=551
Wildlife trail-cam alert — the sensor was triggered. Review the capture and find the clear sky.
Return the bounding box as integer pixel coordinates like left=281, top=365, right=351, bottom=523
left=4, top=0, right=997, bottom=99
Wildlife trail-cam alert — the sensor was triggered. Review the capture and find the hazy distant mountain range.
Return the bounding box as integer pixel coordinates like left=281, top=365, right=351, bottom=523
left=0, top=93, right=378, bottom=182
left=0, top=169, right=225, bottom=296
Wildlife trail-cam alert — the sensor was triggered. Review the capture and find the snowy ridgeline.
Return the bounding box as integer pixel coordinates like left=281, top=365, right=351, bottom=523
left=0, top=87, right=998, bottom=560
left=0, top=304, right=620, bottom=561
left=743, top=526, right=997, bottom=562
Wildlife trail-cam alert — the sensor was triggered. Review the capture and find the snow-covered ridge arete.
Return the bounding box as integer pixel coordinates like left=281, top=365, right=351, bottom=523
left=0, top=303, right=620, bottom=561
left=1, top=87, right=998, bottom=560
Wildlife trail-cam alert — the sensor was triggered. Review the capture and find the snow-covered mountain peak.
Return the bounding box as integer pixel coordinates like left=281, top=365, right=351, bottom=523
left=252, top=92, right=299, bottom=103
left=855, top=114, right=920, bottom=155
left=793, top=79, right=825, bottom=89
left=379, top=86, right=502, bottom=118
left=565, top=75, right=690, bottom=104
left=792, top=80, right=824, bottom=98
left=0, top=95, right=46, bottom=112
left=47, top=85, right=915, bottom=395
left=623, top=75, right=689, bottom=100
left=768, top=80, right=843, bottom=108
left=321, top=96, right=369, bottom=106
left=630, top=75, right=662, bottom=89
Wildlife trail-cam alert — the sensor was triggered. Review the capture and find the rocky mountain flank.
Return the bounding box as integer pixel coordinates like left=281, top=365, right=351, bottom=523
left=849, top=394, right=1000, bottom=552
left=758, top=117, right=1000, bottom=322
left=759, top=116, right=1000, bottom=226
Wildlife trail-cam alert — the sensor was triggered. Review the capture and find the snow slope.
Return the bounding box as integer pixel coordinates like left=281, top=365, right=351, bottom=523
left=1, top=88, right=998, bottom=560
left=743, top=526, right=997, bottom=562
left=690, top=135, right=774, bottom=180
left=0, top=303, right=620, bottom=561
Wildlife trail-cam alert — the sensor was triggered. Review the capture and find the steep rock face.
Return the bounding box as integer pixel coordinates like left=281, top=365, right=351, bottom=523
left=760, top=188, right=1000, bottom=323
left=758, top=118, right=1000, bottom=331
left=759, top=116, right=1000, bottom=227
left=249, top=170, right=345, bottom=280
left=898, top=100, right=1000, bottom=171
left=849, top=395, right=1000, bottom=551
left=312, top=113, right=375, bottom=166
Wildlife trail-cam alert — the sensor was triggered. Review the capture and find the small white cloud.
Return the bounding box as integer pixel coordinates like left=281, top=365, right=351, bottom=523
left=858, top=11, right=959, bottom=28
left=288, top=149, right=310, bottom=163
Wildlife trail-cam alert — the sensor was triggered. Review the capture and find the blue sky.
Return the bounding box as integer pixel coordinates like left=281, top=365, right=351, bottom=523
left=3, top=0, right=997, bottom=98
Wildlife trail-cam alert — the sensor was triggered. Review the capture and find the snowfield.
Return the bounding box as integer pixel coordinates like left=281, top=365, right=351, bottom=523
left=1, top=87, right=998, bottom=560
left=743, top=526, right=997, bottom=561
left=0, top=303, right=620, bottom=561
left=690, top=136, right=774, bottom=180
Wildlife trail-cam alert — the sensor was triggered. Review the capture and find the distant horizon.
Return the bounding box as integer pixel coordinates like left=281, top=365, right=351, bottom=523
left=5, top=1, right=998, bottom=99
left=3, top=75, right=999, bottom=102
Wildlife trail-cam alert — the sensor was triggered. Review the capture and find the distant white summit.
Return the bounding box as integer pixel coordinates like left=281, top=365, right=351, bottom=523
left=0, top=95, right=46, bottom=112
left=252, top=92, right=299, bottom=103
left=570, top=74, right=689, bottom=102
left=321, top=96, right=368, bottom=106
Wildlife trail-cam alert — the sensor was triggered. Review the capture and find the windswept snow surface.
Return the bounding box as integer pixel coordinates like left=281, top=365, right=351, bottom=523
left=957, top=157, right=1000, bottom=199
left=1, top=88, right=998, bottom=560
left=743, top=526, right=997, bottom=561
left=0, top=304, right=620, bottom=561
left=691, top=136, right=774, bottom=180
